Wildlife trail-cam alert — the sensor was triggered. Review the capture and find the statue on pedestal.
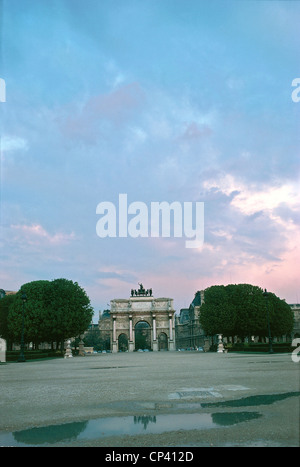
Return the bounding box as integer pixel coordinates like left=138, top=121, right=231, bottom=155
left=130, top=284, right=153, bottom=297
left=217, top=334, right=224, bottom=353
left=64, top=339, right=73, bottom=358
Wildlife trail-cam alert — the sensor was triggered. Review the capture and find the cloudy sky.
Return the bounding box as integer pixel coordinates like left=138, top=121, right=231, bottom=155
left=1, top=0, right=300, bottom=319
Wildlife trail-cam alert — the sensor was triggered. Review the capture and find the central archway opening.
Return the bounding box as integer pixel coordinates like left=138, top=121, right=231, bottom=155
left=118, top=333, right=128, bottom=352
left=135, top=321, right=151, bottom=350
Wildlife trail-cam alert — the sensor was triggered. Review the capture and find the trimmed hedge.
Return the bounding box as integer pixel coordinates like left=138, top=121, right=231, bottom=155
left=226, top=342, right=293, bottom=353
left=6, top=350, right=64, bottom=362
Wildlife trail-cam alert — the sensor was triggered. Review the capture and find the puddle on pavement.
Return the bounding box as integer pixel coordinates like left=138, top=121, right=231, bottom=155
left=1, top=391, right=298, bottom=446
left=0, top=411, right=262, bottom=446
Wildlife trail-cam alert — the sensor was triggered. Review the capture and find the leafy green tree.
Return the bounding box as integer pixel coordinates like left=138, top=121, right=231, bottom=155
left=264, top=292, right=294, bottom=338
left=8, top=281, right=51, bottom=347
left=200, top=284, right=294, bottom=340
left=226, top=284, right=265, bottom=338
left=45, top=278, right=93, bottom=345
left=8, top=279, right=93, bottom=348
left=199, top=285, right=236, bottom=337
left=0, top=294, right=17, bottom=347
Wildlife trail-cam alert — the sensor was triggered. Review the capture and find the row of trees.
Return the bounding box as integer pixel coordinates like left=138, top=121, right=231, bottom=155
left=0, top=280, right=294, bottom=350
left=0, top=279, right=93, bottom=349
left=199, top=284, right=294, bottom=339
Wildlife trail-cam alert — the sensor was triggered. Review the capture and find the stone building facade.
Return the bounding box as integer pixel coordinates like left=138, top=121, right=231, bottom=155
left=175, top=290, right=207, bottom=350
left=96, top=310, right=111, bottom=350
left=290, top=304, right=300, bottom=339
left=98, top=284, right=176, bottom=352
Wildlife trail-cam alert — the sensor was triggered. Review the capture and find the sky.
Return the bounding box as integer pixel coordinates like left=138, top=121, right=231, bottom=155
left=1, top=0, right=300, bottom=321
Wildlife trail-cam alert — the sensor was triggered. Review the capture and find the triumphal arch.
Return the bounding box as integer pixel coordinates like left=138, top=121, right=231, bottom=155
left=109, top=284, right=176, bottom=352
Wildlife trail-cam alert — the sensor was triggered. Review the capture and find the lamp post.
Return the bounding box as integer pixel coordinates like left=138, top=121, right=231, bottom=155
left=18, top=291, right=27, bottom=362
left=263, top=289, right=273, bottom=354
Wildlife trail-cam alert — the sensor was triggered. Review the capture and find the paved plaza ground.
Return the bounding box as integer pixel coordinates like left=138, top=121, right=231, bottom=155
left=0, top=351, right=299, bottom=447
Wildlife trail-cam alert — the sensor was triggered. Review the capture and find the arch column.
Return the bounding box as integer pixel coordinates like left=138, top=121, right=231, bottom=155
left=168, top=313, right=175, bottom=351
left=112, top=316, right=118, bottom=353
left=152, top=314, right=158, bottom=351
left=128, top=315, right=134, bottom=352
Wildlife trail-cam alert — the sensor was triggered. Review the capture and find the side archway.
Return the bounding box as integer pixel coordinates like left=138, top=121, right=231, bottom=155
left=158, top=332, right=168, bottom=351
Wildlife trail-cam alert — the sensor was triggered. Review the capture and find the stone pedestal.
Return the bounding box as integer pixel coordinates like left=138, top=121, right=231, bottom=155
left=78, top=338, right=85, bottom=356
left=169, top=340, right=176, bottom=351
left=152, top=340, right=158, bottom=351
left=204, top=339, right=210, bottom=352
left=129, top=341, right=134, bottom=352
left=0, top=338, right=6, bottom=363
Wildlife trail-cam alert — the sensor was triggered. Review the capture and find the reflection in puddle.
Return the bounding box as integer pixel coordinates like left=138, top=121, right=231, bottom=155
left=13, top=421, right=88, bottom=445
left=134, top=415, right=157, bottom=429
left=201, top=391, right=300, bottom=408
left=0, top=411, right=262, bottom=446
left=211, top=412, right=262, bottom=426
